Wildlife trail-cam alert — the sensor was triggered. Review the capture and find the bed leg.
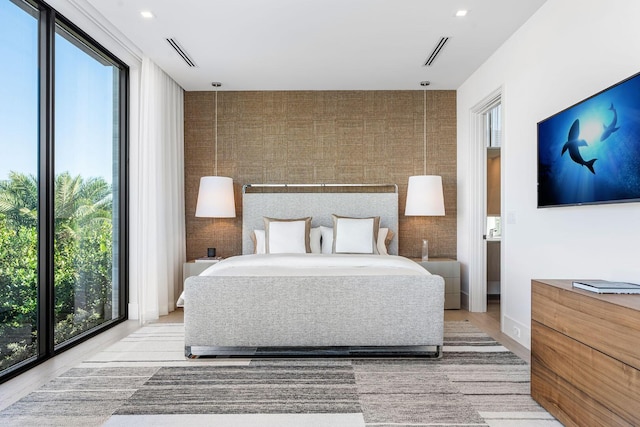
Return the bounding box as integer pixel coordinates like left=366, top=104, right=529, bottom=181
left=435, top=345, right=443, bottom=359
left=185, top=346, right=196, bottom=358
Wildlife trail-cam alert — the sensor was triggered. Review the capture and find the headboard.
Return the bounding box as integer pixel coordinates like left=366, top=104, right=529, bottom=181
left=242, top=184, right=399, bottom=255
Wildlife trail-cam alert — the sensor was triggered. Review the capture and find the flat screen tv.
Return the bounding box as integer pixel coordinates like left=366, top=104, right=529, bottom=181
left=537, top=72, right=640, bottom=207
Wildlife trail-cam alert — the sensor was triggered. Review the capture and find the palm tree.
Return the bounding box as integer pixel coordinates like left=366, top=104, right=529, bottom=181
left=0, top=172, right=38, bottom=228
left=54, top=172, right=112, bottom=239
left=0, top=171, right=114, bottom=341
left=0, top=172, right=112, bottom=231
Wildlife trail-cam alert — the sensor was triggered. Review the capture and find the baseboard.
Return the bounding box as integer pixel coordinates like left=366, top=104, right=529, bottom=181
left=502, top=314, right=530, bottom=349
left=128, top=303, right=139, bottom=320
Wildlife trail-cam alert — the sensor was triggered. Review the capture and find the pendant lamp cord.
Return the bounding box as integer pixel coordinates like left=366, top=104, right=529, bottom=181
left=423, top=89, right=427, bottom=175
left=214, top=89, right=218, bottom=177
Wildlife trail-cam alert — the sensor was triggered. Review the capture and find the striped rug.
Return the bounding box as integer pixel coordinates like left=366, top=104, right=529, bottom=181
left=0, top=321, right=560, bottom=427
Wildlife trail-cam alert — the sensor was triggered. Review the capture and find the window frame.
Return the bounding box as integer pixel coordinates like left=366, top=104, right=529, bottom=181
left=1, top=0, right=128, bottom=383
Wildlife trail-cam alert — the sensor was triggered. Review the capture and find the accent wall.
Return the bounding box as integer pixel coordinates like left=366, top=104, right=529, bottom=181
left=184, top=91, right=457, bottom=261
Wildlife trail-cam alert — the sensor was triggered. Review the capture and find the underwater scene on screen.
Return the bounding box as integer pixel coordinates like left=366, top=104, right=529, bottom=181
left=538, top=73, right=640, bottom=207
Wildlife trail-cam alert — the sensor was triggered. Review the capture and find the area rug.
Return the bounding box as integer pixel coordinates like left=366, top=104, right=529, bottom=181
left=0, top=321, right=560, bottom=427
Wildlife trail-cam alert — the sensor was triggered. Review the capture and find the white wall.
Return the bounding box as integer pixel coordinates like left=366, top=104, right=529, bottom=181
left=457, top=0, right=640, bottom=348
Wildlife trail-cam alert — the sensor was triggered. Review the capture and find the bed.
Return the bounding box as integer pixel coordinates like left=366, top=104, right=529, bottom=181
left=182, top=184, right=445, bottom=358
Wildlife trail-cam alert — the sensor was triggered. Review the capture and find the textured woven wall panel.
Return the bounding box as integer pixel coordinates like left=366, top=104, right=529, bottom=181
left=184, top=90, right=457, bottom=260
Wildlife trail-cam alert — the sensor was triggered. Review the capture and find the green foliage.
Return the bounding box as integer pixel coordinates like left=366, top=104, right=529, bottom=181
left=0, top=172, right=38, bottom=228
left=0, top=216, right=37, bottom=326
left=0, top=172, right=115, bottom=370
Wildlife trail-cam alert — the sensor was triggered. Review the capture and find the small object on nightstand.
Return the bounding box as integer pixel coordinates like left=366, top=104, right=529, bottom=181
left=421, top=239, right=429, bottom=261
left=207, top=247, right=216, bottom=257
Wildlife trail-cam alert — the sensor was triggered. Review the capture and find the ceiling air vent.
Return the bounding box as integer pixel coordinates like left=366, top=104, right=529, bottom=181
left=166, top=38, right=197, bottom=67
left=423, top=37, right=449, bottom=66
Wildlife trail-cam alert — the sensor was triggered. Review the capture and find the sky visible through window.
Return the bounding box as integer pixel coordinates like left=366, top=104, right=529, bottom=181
left=0, top=0, right=115, bottom=183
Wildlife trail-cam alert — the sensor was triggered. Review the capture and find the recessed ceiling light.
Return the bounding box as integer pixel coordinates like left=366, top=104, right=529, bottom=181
left=456, top=10, right=468, bottom=17
left=140, top=11, right=154, bottom=19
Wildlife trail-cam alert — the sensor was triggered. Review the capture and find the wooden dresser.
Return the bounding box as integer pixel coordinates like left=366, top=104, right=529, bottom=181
left=531, top=279, right=640, bottom=426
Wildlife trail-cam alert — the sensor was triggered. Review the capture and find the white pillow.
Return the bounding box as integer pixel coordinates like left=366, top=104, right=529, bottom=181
left=332, top=215, right=380, bottom=254
left=319, top=226, right=334, bottom=254
left=254, top=226, right=320, bottom=254
left=320, top=226, right=392, bottom=254
left=264, top=217, right=311, bottom=254
left=310, top=227, right=321, bottom=254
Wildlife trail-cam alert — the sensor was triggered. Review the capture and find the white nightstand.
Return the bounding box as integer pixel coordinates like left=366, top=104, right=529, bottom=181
left=183, top=259, right=220, bottom=283
left=414, top=258, right=461, bottom=309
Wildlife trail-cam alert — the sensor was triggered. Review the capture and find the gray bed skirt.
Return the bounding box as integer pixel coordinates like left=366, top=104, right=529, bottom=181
left=184, top=274, right=445, bottom=358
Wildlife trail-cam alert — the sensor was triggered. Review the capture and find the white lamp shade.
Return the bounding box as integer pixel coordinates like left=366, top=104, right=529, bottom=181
left=405, top=175, right=445, bottom=216
left=195, top=176, right=236, bottom=218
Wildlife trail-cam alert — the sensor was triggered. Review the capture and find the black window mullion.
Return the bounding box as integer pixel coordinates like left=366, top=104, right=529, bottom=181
left=37, top=5, right=55, bottom=359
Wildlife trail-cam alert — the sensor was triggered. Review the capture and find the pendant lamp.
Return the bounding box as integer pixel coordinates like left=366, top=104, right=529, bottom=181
left=195, top=82, right=236, bottom=218
left=405, top=82, right=445, bottom=217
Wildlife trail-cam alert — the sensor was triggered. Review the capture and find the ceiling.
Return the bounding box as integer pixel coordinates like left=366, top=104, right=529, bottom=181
left=86, top=0, right=546, bottom=91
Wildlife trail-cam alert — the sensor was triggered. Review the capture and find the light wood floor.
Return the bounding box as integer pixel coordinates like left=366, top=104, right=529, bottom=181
left=445, top=299, right=529, bottom=362
left=0, top=303, right=528, bottom=411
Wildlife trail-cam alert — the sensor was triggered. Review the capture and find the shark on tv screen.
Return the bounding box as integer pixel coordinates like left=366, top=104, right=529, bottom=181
left=537, top=72, right=640, bottom=207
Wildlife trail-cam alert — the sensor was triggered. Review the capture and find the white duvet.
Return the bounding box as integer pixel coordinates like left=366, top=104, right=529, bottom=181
left=177, top=254, right=429, bottom=307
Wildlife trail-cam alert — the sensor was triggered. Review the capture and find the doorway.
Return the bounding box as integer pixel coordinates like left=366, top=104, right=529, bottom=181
left=467, top=89, right=503, bottom=318
left=485, top=104, right=502, bottom=322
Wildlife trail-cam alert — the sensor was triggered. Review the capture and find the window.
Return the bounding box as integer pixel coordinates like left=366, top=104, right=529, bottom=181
left=53, top=24, right=122, bottom=345
left=0, top=0, right=128, bottom=381
left=0, top=0, right=39, bottom=374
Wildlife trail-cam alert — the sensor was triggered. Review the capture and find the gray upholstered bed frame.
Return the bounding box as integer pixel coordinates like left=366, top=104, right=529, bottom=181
left=242, top=184, right=400, bottom=255
left=184, top=184, right=445, bottom=358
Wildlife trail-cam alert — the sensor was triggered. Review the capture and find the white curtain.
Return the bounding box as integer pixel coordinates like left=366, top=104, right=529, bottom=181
left=133, top=56, right=186, bottom=323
